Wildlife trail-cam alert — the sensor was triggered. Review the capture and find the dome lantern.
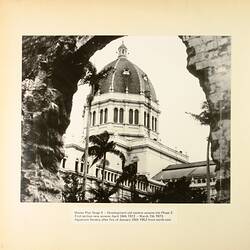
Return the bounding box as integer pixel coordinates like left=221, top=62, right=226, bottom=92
left=118, top=41, right=128, bottom=58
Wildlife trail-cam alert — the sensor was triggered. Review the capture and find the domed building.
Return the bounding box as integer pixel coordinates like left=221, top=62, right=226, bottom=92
left=61, top=43, right=189, bottom=201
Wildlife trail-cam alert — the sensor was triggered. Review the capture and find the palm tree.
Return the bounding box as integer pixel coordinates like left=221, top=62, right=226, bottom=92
left=115, top=161, right=149, bottom=202
left=88, top=131, right=125, bottom=187
left=80, top=62, right=113, bottom=200
left=186, top=101, right=213, bottom=203
left=88, top=181, right=119, bottom=203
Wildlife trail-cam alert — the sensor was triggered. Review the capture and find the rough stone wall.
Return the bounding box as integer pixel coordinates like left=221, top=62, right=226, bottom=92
left=180, top=36, right=231, bottom=202
left=21, top=36, right=120, bottom=201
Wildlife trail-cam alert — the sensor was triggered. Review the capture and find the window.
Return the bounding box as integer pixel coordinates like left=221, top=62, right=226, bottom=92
left=129, top=109, right=133, bottom=124
left=119, top=108, right=124, bottom=123
left=92, top=111, right=96, bottom=126
left=80, top=162, right=84, bottom=172
left=62, top=158, right=66, bottom=168
left=104, top=108, right=108, bottom=123
left=89, top=112, right=92, bottom=126
left=100, top=109, right=103, bottom=124
left=96, top=168, right=99, bottom=178
left=144, top=112, right=146, bottom=126
left=152, top=116, right=154, bottom=131
left=75, top=160, right=79, bottom=172
left=114, top=108, right=118, bottom=123
left=134, top=109, right=139, bottom=124
left=147, top=113, right=150, bottom=128
left=155, top=118, right=157, bottom=132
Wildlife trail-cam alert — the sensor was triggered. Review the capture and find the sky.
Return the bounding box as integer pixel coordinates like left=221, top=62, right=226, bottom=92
left=65, top=36, right=209, bottom=162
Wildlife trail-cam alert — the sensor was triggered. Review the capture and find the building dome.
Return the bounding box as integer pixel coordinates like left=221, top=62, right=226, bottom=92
left=97, top=43, right=158, bottom=103
left=86, top=42, right=161, bottom=142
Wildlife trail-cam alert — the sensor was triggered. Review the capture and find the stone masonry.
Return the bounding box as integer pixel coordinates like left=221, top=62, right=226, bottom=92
left=180, top=36, right=231, bottom=202
left=21, top=36, right=121, bottom=201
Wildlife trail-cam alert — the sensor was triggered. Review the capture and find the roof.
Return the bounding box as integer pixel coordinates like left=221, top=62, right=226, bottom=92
left=152, top=161, right=216, bottom=181
left=165, top=160, right=215, bottom=171
left=97, top=57, right=158, bottom=102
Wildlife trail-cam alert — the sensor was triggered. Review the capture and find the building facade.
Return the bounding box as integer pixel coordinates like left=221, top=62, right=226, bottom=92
left=61, top=43, right=190, bottom=201
left=152, top=161, right=217, bottom=200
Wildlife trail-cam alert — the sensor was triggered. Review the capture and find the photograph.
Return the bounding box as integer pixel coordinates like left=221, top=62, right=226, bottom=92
left=21, top=35, right=231, bottom=203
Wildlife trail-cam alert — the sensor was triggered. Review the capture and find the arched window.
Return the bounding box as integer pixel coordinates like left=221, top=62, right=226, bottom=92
left=80, top=162, right=84, bottom=172
left=92, top=111, right=96, bottom=126
left=100, top=109, right=103, bottom=124
left=134, top=109, right=139, bottom=124
left=114, top=108, right=118, bottom=123
left=155, top=117, right=157, bottom=132
left=147, top=113, right=150, bottom=128
left=152, top=116, right=154, bottom=131
left=104, top=108, right=108, bottom=123
left=144, top=112, right=146, bottom=126
left=119, top=108, right=124, bottom=123
left=129, top=109, right=133, bottom=124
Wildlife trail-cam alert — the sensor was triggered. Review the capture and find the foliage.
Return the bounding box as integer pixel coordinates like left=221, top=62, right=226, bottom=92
left=22, top=79, right=67, bottom=174
left=88, top=181, right=118, bottom=203
left=86, top=131, right=125, bottom=181
left=149, top=177, right=207, bottom=203
left=62, top=172, right=84, bottom=202
left=81, top=61, right=114, bottom=98
left=116, top=162, right=149, bottom=202
left=186, top=101, right=212, bottom=126
left=186, top=100, right=213, bottom=203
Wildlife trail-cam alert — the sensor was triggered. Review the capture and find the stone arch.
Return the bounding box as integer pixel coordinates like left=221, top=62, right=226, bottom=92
left=21, top=35, right=230, bottom=202
left=179, top=36, right=231, bottom=203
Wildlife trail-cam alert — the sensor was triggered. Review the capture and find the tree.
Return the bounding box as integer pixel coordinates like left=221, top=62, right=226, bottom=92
left=88, top=181, right=119, bottom=203
left=80, top=63, right=114, bottom=200
left=115, top=162, right=149, bottom=202
left=62, top=172, right=83, bottom=202
left=149, top=177, right=207, bottom=203
left=87, top=131, right=125, bottom=187
left=186, top=101, right=213, bottom=203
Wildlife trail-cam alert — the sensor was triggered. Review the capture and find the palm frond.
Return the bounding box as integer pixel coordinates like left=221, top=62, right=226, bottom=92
left=88, top=145, right=102, bottom=157
left=89, top=131, right=110, bottom=146
left=91, top=155, right=103, bottom=166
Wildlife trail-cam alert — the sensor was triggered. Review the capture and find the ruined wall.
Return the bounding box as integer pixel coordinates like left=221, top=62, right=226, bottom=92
left=180, top=36, right=231, bottom=202
left=21, top=36, right=120, bottom=201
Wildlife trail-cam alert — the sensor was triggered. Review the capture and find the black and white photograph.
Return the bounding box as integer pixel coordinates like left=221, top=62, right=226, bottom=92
left=21, top=35, right=231, bottom=203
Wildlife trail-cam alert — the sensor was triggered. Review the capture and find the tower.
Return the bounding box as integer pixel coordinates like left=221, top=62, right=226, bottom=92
left=82, top=43, right=188, bottom=177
